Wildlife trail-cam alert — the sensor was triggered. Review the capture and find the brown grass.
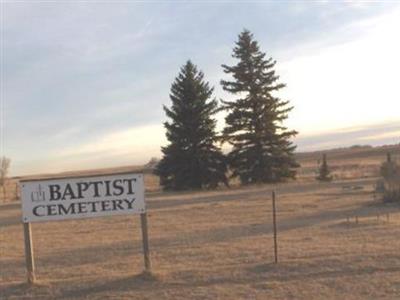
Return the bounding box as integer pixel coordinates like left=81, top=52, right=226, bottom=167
left=1, top=145, right=400, bottom=299
left=2, top=177, right=400, bottom=299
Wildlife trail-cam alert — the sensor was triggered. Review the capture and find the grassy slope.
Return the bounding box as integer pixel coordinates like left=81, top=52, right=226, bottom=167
left=1, top=178, right=400, bottom=299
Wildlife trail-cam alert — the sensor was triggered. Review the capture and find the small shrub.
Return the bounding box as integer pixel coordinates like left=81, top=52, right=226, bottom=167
left=316, top=153, right=332, bottom=182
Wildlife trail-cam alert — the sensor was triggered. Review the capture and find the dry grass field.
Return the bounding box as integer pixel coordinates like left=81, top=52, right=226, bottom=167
left=1, top=144, right=400, bottom=299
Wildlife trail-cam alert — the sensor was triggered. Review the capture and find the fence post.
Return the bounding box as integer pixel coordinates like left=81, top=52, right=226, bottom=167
left=272, top=191, right=278, bottom=263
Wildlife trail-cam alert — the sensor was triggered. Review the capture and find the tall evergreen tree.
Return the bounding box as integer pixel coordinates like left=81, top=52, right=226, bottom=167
left=221, top=30, right=298, bottom=184
left=155, top=61, right=227, bottom=190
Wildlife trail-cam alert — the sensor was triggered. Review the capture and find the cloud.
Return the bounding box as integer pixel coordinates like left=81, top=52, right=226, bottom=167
left=12, top=124, right=166, bottom=176
left=295, top=121, right=400, bottom=151
left=358, top=130, right=400, bottom=142
left=277, top=5, right=400, bottom=135
left=3, top=2, right=400, bottom=175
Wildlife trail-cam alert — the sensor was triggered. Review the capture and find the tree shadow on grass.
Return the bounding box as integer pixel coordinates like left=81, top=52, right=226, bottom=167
left=58, top=270, right=262, bottom=299
left=0, top=215, right=21, bottom=227
left=247, top=261, right=400, bottom=283
left=59, top=261, right=400, bottom=299
left=59, top=272, right=161, bottom=299
left=0, top=273, right=161, bottom=299
left=0, top=281, right=55, bottom=300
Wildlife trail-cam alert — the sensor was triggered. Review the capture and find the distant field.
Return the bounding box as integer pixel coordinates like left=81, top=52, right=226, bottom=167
left=1, top=144, right=400, bottom=299
left=296, top=144, right=400, bottom=181
left=1, top=144, right=399, bottom=204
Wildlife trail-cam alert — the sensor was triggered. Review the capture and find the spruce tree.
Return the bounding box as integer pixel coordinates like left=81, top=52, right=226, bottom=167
left=316, top=153, right=332, bottom=182
left=155, top=61, right=227, bottom=190
left=221, top=30, right=298, bottom=184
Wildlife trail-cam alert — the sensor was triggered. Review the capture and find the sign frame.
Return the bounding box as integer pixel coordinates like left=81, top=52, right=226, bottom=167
left=19, top=171, right=151, bottom=284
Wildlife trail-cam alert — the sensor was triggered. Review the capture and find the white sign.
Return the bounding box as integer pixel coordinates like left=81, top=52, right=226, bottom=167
left=20, top=173, right=145, bottom=223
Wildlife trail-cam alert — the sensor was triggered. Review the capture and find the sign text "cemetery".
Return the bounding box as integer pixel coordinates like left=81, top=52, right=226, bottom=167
left=20, top=173, right=145, bottom=223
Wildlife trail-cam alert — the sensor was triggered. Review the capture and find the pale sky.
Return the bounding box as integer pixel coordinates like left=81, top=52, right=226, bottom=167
left=1, top=1, right=400, bottom=176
